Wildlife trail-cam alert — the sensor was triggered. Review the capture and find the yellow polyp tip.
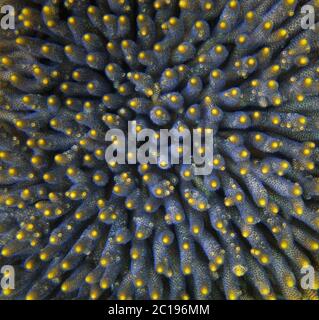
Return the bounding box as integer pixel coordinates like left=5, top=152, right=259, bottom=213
left=2, top=288, right=13, bottom=296
left=246, top=11, right=254, bottom=20
left=26, top=292, right=38, bottom=300
left=85, top=275, right=93, bottom=284
left=200, top=286, right=209, bottom=295
left=137, top=14, right=145, bottom=22
left=150, top=291, right=160, bottom=300
left=247, top=58, right=256, bottom=66
left=228, top=291, right=237, bottom=300
left=5, top=197, right=15, bottom=206
left=263, top=21, right=272, bottom=30
left=145, top=88, right=154, bottom=97
left=240, top=149, right=249, bottom=158
left=74, top=244, right=83, bottom=253
left=103, top=14, right=112, bottom=23
left=31, top=156, right=42, bottom=165
left=88, top=6, right=96, bottom=14
left=210, top=261, right=219, bottom=271
left=87, top=82, right=95, bottom=90
left=135, top=279, right=144, bottom=287
left=155, top=188, right=163, bottom=195
left=16, top=230, right=25, bottom=240
left=233, top=265, right=246, bottom=277
left=10, top=74, right=19, bottom=83
left=153, top=43, right=162, bottom=52
left=298, top=56, right=309, bottom=66
left=292, top=184, right=302, bottom=196
left=68, top=17, right=76, bottom=25
left=90, top=291, right=99, bottom=300
left=22, top=8, right=32, bottom=16
left=1, top=56, right=12, bottom=66
left=246, top=216, right=254, bottom=224
left=273, top=97, right=282, bottom=106
left=39, top=252, right=48, bottom=261
left=260, top=255, right=269, bottom=264
left=86, top=54, right=95, bottom=63
left=270, top=141, right=279, bottom=149
left=170, top=94, right=178, bottom=103
left=299, top=38, right=308, bottom=46
left=261, top=47, right=270, bottom=56
left=285, top=277, right=295, bottom=288
left=61, top=261, right=70, bottom=270
left=179, top=0, right=189, bottom=9
left=296, top=94, right=304, bottom=102
left=219, top=21, right=227, bottom=30
left=47, top=20, right=56, bottom=28
left=25, top=261, right=33, bottom=270
left=242, top=229, right=251, bottom=237
left=100, top=279, right=109, bottom=289
left=83, top=34, right=91, bottom=42
left=311, top=242, right=319, bottom=251
left=258, top=198, right=267, bottom=207
left=118, top=293, right=127, bottom=300
left=15, top=119, right=26, bottom=128
left=99, top=256, right=109, bottom=267
left=278, top=29, right=288, bottom=38
left=61, top=283, right=69, bottom=292
left=304, top=78, right=313, bottom=87
left=162, top=235, right=171, bottom=244
left=230, top=88, right=238, bottom=97
left=280, top=240, right=289, bottom=249
left=1, top=248, right=10, bottom=257
left=215, top=256, right=224, bottom=265
left=16, top=37, right=26, bottom=45
left=183, top=266, right=192, bottom=275
left=298, top=116, right=307, bottom=125
left=295, top=206, right=303, bottom=216
left=228, top=0, right=237, bottom=8
left=215, top=45, right=223, bottom=54
left=239, top=115, right=247, bottom=124
left=260, top=286, right=270, bottom=295
left=178, top=44, right=188, bottom=54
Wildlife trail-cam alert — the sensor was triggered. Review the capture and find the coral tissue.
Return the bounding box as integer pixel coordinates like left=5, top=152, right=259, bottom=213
left=0, top=0, right=319, bottom=300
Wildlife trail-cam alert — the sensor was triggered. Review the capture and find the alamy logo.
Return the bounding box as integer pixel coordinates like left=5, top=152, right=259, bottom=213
left=300, top=265, right=316, bottom=289
left=1, top=265, right=15, bottom=290
left=105, top=121, right=214, bottom=175
left=301, top=5, right=316, bottom=30
left=1, top=5, right=15, bottom=30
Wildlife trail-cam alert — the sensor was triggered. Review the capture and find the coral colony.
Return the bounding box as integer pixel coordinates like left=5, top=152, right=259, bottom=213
left=0, top=0, right=319, bottom=301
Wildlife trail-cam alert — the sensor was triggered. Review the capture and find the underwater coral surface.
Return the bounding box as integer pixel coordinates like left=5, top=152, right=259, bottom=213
left=0, top=0, right=319, bottom=300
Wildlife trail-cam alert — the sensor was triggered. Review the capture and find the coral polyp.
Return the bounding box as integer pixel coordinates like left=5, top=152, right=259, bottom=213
left=0, top=0, right=319, bottom=300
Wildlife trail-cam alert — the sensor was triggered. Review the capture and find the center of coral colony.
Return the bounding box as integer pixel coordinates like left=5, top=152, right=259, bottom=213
left=105, top=121, right=214, bottom=176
